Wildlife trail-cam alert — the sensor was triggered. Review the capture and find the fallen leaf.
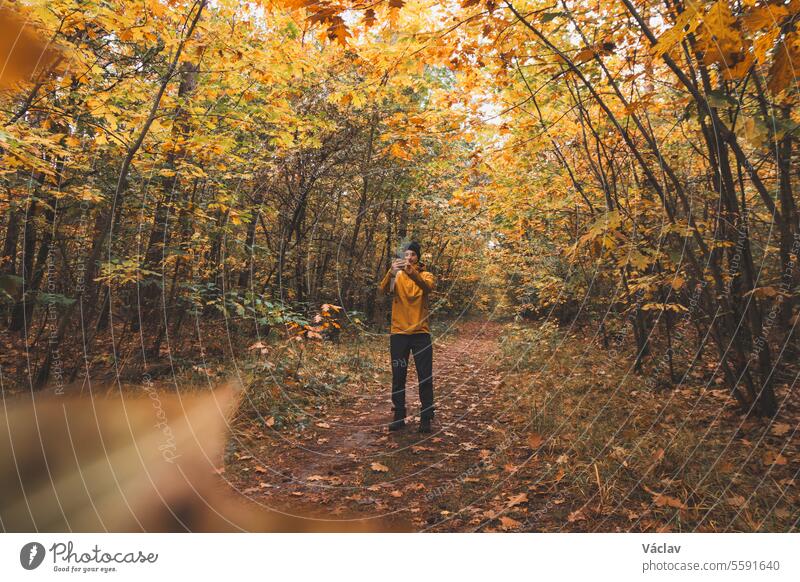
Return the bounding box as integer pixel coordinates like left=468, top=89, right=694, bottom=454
left=718, top=461, right=734, bottom=473
left=763, top=451, right=788, bottom=466
left=507, top=492, right=528, bottom=507
left=726, top=494, right=746, bottom=507
left=265, top=416, right=275, bottom=427
left=774, top=508, right=790, bottom=519
left=567, top=508, right=586, bottom=522
left=316, top=422, right=331, bottom=429
left=389, top=490, right=403, bottom=498
left=254, top=465, right=267, bottom=474
left=370, top=462, right=389, bottom=472
left=653, top=493, right=687, bottom=510
left=527, top=433, right=543, bottom=449
left=499, top=516, right=523, bottom=529
left=770, top=422, right=791, bottom=436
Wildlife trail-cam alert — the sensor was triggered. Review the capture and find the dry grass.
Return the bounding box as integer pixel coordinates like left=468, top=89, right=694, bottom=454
left=497, top=320, right=799, bottom=532
left=230, top=329, right=390, bottom=433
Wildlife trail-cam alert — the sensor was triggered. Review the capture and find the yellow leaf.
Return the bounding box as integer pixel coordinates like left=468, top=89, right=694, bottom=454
left=628, top=250, right=651, bottom=270
left=768, top=31, right=800, bottom=95
left=652, top=2, right=702, bottom=57
left=753, top=28, right=779, bottom=66
left=742, top=4, right=789, bottom=32
left=696, top=0, right=746, bottom=75
left=389, top=140, right=411, bottom=160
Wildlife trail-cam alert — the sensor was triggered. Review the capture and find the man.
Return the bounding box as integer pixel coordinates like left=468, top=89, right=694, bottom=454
left=378, top=241, right=436, bottom=433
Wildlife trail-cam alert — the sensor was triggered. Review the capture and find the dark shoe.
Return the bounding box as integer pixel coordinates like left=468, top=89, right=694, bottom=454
left=420, top=405, right=435, bottom=421
left=389, top=409, right=406, bottom=431
left=418, top=415, right=432, bottom=433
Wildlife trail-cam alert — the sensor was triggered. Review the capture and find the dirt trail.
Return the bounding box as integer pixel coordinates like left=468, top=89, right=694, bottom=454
left=217, top=317, right=800, bottom=533
left=222, top=320, right=553, bottom=531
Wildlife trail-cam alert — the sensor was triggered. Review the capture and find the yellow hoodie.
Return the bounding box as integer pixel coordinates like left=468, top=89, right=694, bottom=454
left=378, top=262, right=435, bottom=334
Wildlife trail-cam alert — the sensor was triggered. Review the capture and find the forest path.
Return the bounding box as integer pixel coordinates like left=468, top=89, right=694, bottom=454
left=222, top=320, right=560, bottom=531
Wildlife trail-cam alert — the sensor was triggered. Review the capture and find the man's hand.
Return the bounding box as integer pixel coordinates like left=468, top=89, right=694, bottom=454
left=402, top=262, right=433, bottom=294
left=391, top=258, right=407, bottom=275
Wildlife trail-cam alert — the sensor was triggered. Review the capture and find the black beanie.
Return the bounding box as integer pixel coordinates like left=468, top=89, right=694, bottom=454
left=404, top=240, right=421, bottom=258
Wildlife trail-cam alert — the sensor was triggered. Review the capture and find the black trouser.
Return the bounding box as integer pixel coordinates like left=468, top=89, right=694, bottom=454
left=390, top=332, right=434, bottom=419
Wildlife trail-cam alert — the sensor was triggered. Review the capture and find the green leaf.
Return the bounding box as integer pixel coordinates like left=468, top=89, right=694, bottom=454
left=705, top=90, right=738, bottom=109
left=37, top=293, right=77, bottom=307
left=0, top=274, right=23, bottom=297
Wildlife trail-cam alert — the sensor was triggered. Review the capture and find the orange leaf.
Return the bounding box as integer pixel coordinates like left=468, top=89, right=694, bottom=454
left=499, top=516, right=523, bottom=530
left=527, top=433, right=543, bottom=449
left=770, top=422, right=791, bottom=436
left=763, top=451, right=788, bottom=466
left=653, top=493, right=687, bottom=510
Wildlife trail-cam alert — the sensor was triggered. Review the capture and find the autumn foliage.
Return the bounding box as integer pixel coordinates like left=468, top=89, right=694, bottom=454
left=0, top=0, right=798, bottom=534
left=1, top=1, right=799, bottom=408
